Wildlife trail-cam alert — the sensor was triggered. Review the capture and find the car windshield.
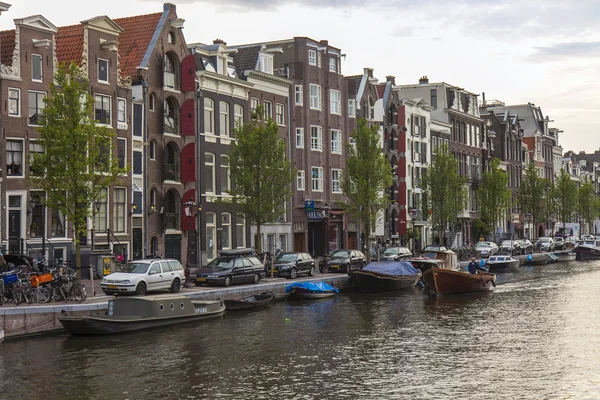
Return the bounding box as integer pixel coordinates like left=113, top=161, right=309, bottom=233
left=554, top=238, right=563, bottom=242
left=275, top=253, right=297, bottom=263
left=205, top=258, right=236, bottom=270
left=501, top=241, right=514, bottom=246
left=118, top=263, right=149, bottom=274
left=383, top=248, right=399, bottom=255
left=538, top=238, right=550, bottom=243
left=332, top=251, right=351, bottom=258
left=475, top=242, right=490, bottom=248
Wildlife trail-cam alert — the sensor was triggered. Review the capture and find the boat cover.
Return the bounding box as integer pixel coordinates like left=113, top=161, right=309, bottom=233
left=285, top=281, right=339, bottom=293
left=363, top=261, right=419, bottom=276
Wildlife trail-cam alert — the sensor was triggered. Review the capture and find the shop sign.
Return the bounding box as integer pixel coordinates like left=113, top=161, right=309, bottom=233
left=304, top=200, right=315, bottom=212
left=307, top=211, right=324, bottom=220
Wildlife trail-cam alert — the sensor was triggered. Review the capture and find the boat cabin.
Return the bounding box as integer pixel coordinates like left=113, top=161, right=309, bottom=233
left=104, top=296, right=221, bottom=319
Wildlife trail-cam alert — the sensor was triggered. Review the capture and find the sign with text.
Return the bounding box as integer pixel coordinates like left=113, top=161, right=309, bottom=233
left=304, top=200, right=315, bottom=212
left=307, top=211, right=324, bottom=220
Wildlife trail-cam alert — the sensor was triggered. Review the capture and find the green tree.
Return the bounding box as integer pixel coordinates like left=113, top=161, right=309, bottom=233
left=421, top=144, right=466, bottom=244
left=578, top=181, right=598, bottom=235
left=477, top=158, right=511, bottom=242
left=551, top=169, right=578, bottom=234
left=29, top=63, right=127, bottom=276
left=340, top=118, right=393, bottom=263
left=225, top=106, right=294, bottom=253
left=518, top=162, right=549, bottom=240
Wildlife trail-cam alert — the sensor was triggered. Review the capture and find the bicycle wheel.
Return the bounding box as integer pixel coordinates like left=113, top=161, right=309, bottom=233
left=11, top=286, right=22, bottom=305
left=70, top=285, right=86, bottom=304
left=35, top=287, right=50, bottom=303
left=24, top=287, right=33, bottom=305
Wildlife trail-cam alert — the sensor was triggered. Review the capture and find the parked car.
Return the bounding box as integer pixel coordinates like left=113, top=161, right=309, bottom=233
left=101, top=259, right=185, bottom=296
left=517, top=239, right=534, bottom=254
left=500, top=240, right=520, bottom=255
left=265, top=252, right=315, bottom=279
left=535, top=237, right=555, bottom=252
left=190, top=248, right=264, bottom=287
left=581, top=235, right=595, bottom=241
left=320, top=250, right=366, bottom=273
left=379, top=247, right=412, bottom=261
left=553, top=237, right=566, bottom=250
left=474, top=241, right=498, bottom=258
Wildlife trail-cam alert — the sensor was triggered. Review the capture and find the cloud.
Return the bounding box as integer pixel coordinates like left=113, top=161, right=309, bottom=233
left=529, top=42, right=600, bottom=61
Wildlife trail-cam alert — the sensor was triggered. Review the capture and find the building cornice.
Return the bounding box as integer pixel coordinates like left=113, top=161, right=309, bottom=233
left=247, top=70, right=291, bottom=86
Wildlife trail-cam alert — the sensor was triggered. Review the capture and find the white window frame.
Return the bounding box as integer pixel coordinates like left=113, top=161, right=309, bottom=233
left=206, top=212, right=216, bottom=261
left=295, top=85, right=303, bottom=106
left=98, top=58, right=109, bottom=84
left=348, top=99, right=356, bottom=118
left=275, top=103, right=285, bottom=126
left=236, top=215, right=246, bottom=248
left=311, top=167, right=323, bottom=192
left=113, top=187, right=126, bottom=233
left=330, top=89, right=341, bottom=115
left=234, top=104, right=243, bottom=127
left=297, top=170, right=305, bottom=191
left=117, top=97, right=126, bottom=126
left=94, top=94, right=112, bottom=126
left=331, top=129, right=342, bottom=154
left=332, top=169, right=342, bottom=193
left=310, top=126, right=323, bottom=152
left=8, top=88, right=20, bottom=117
left=220, top=155, right=230, bottom=194
left=219, top=101, right=230, bottom=137
left=309, top=84, right=322, bottom=111
left=221, top=213, right=232, bottom=250
left=264, top=100, right=273, bottom=120
left=308, top=49, right=317, bottom=66
left=296, top=127, right=304, bottom=149
left=32, top=54, right=42, bottom=82
left=149, top=93, right=156, bottom=112
left=204, top=98, right=214, bottom=134
left=27, top=90, right=46, bottom=126
left=117, top=137, right=126, bottom=169
left=205, top=153, right=215, bottom=194
left=317, top=51, right=321, bottom=68
left=250, top=97, right=259, bottom=116
left=6, top=138, right=24, bottom=177
left=259, top=54, right=273, bottom=74
left=94, top=188, right=109, bottom=233
left=329, top=57, right=336, bottom=73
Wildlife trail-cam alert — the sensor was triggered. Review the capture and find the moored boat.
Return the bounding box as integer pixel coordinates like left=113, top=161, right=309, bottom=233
left=486, top=255, right=520, bottom=272
left=546, top=253, right=559, bottom=264
left=431, top=267, right=496, bottom=294
left=573, top=245, right=600, bottom=261
left=553, top=251, right=576, bottom=262
left=224, top=293, right=273, bottom=311
left=286, top=281, right=338, bottom=300
left=349, top=261, right=422, bottom=292
left=522, top=254, right=549, bottom=265
left=410, top=248, right=459, bottom=290
left=58, top=295, right=225, bottom=335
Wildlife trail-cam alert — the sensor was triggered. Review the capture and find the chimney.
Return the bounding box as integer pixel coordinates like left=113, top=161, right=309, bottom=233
left=419, top=75, right=429, bottom=84
left=386, top=75, right=396, bottom=85
left=213, top=38, right=227, bottom=46
left=363, top=67, right=374, bottom=78
left=482, top=92, right=486, bottom=107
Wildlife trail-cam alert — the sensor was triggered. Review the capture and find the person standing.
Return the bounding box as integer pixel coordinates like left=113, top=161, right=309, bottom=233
left=467, top=257, right=479, bottom=275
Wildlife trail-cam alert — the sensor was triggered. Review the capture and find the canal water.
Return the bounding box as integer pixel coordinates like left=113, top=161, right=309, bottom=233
left=1, top=261, right=600, bottom=399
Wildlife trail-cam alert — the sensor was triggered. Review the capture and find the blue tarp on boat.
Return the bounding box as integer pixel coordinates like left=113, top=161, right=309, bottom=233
left=363, top=261, right=419, bottom=276
left=285, top=281, right=339, bottom=293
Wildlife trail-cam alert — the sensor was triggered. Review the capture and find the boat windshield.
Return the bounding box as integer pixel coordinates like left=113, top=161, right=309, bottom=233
left=205, top=258, right=236, bottom=270
left=275, top=253, right=297, bottom=263
left=331, top=251, right=351, bottom=258
left=383, top=248, right=399, bottom=255
left=118, top=263, right=149, bottom=274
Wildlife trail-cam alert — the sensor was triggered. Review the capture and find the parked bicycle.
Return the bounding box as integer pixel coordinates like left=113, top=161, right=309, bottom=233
left=49, top=268, right=86, bottom=304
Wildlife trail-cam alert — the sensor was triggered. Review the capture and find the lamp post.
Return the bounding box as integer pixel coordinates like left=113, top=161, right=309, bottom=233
left=183, top=200, right=200, bottom=288
left=323, top=203, right=331, bottom=255
left=409, top=208, right=418, bottom=253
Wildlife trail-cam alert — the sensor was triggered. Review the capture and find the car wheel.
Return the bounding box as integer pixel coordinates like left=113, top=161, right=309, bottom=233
left=308, top=266, right=315, bottom=276
left=253, top=274, right=260, bottom=284
left=224, top=276, right=232, bottom=287
left=135, top=282, right=147, bottom=296
left=289, top=268, right=298, bottom=279
left=170, top=278, right=181, bottom=293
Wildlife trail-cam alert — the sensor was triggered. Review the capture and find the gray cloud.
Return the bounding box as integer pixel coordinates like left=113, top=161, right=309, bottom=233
left=529, top=42, right=600, bottom=61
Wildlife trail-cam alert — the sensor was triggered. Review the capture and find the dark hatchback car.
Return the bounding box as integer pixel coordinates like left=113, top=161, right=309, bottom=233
left=190, top=249, right=264, bottom=287
left=265, top=252, right=316, bottom=279
left=320, top=250, right=366, bottom=273
left=379, top=247, right=412, bottom=261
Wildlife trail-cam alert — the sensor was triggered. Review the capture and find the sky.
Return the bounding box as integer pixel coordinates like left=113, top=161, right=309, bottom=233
left=2, top=0, right=599, bottom=153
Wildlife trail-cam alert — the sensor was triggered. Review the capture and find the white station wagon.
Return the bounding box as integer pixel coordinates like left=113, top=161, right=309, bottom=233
left=101, top=259, right=186, bottom=296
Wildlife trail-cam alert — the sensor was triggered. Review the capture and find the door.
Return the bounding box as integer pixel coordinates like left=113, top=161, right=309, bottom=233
left=8, top=210, right=21, bottom=254
left=146, top=262, right=162, bottom=291
left=164, top=234, right=182, bottom=261
left=294, top=233, right=304, bottom=252
left=132, top=228, right=143, bottom=260
left=231, top=259, right=247, bottom=283
left=159, top=261, right=175, bottom=289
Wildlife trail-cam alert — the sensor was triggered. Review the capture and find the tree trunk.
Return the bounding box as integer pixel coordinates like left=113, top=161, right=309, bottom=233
left=364, top=217, right=371, bottom=264
left=256, top=223, right=262, bottom=254
left=74, top=222, right=81, bottom=284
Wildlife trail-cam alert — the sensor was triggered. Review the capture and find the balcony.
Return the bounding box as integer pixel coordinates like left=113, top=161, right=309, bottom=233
left=165, top=164, right=179, bottom=182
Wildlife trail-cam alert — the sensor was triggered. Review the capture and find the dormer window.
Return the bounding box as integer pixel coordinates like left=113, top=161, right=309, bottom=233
left=98, top=58, right=109, bottom=83
left=259, top=54, right=273, bottom=74
left=32, top=54, right=42, bottom=82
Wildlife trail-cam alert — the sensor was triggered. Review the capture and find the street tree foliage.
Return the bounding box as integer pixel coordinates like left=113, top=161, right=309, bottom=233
left=225, top=105, right=295, bottom=253
left=421, top=144, right=466, bottom=244
left=29, top=63, right=127, bottom=273
left=340, top=118, right=393, bottom=263
left=518, top=162, right=549, bottom=240
left=478, top=158, right=512, bottom=242
left=551, top=169, right=578, bottom=234
left=578, top=181, right=599, bottom=235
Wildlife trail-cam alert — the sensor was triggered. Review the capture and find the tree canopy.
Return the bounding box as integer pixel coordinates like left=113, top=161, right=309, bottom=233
left=550, top=169, right=578, bottom=234
left=478, top=158, right=511, bottom=242
left=578, top=181, right=599, bottom=235
left=518, top=162, right=549, bottom=240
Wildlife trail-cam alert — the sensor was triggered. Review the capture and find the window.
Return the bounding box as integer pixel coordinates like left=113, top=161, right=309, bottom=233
left=331, top=129, right=342, bottom=154
left=317, top=51, right=321, bottom=68
left=94, top=94, right=111, bottom=125
left=219, top=101, right=230, bottom=137
left=348, top=99, right=356, bottom=118
left=149, top=93, right=156, bottom=112
left=32, top=54, right=42, bottom=82
left=275, top=103, right=284, bottom=125
left=206, top=213, right=216, bottom=260
left=6, top=140, right=23, bottom=176
left=234, top=104, right=243, bottom=127
left=329, top=57, right=336, bottom=73
left=279, top=234, right=287, bottom=252
left=117, top=98, right=126, bottom=124
left=309, top=84, right=322, bottom=110
left=133, top=151, right=142, bottom=174
left=29, top=141, right=43, bottom=176
left=149, top=140, right=156, bottom=160
left=264, top=101, right=273, bottom=120
left=310, top=126, right=322, bottom=151
left=164, top=53, right=178, bottom=90
left=296, top=128, right=304, bottom=149
left=430, top=89, right=437, bottom=109
left=113, top=188, right=126, bottom=233
left=98, top=58, right=109, bottom=83
left=165, top=143, right=179, bottom=181
left=204, top=98, right=214, bottom=134
left=164, top=98, right=178, bottom=134
left=332, top=169, right=342, bottom=193
left=95, top=188, right=108, bottom=233
left=168, top=31, right=175, bottom=44
left=51, top=208, right=65, bottom=238
left=259, top=55, right=273, bottom=74
left=222, top=213, right=231, bottom=250
left=221, top=155, right=230, bottom=193
left=297, top=170, right=305, bottom=191
left=8, top=88, right=19, bottom=116
left=133, top=103, right=143, bottom=137
left=29, top=192, right=45, bottom=238
left=295, top=85, right=303, bottom=106
left=205, top=153, right=215, bottom=194
left=236, top=215, right=246, bottom=248
left=311, top=167, right=323, bottom=192
left=308, top=49, right=317, bottom=66
left=330, top=89, right=341, bottom=115
left=94, top=136, right=111, bottom=172
left=28, top=91, right=46, bottom=126
left=117, top=138, right=126, bottom=169
left=250, top=98, right=259, bottom=118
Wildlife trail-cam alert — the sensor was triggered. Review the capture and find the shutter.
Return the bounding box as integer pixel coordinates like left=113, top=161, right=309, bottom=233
left=133, top=151, right=142, bottom=175
left=181, top=189, right=196, bottom=231
left=181, top=54, right=196, bottom=92
left=399, top=208, right=407, bottom=235
left=399, top=181, right=407, bottom=205
left=180, top=99, right=195, bottom=136
left=181, top=143, right=195, bottom=183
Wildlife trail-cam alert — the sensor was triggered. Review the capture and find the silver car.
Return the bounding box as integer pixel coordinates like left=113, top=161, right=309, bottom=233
left=475, top=241, right=498, bottom=258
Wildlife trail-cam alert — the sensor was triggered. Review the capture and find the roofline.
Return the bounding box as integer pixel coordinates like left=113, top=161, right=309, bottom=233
left=138, top=4, right=170, bottom=72
left=399, top=82, right=478, bottom=96
left=227, top=37, right=342, bottom=52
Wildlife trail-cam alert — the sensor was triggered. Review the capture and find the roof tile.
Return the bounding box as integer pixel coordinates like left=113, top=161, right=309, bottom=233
left=56, top=24, right=84, bottom=65
left=114, top=12, right=162, bottom=78
left=376, top=83, right=386, bottom=99
left=1, top=29, right=15, bottom=66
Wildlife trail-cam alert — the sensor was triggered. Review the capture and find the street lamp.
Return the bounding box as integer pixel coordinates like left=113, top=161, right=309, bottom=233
left=408, top=208, right=418, bottom=253
left=183, top=200, right=200, bottom=288
left=323, top=203, right=331, bottom=255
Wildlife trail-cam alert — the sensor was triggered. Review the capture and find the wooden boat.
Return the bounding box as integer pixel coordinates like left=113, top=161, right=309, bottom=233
left=486, top=255, right=520, bottom=272
left=410, top=249, right=459, bottom=291
left=431, top=267, right=496, bottom=294
left=58, top=295, right=225, bottom=335
left=286, top=281, right=338, bottom=300
left=553, top=251, right=576, bottom=262
left=349, top=261, right=422, bottom=292
left=573, top=245, right=600, bottom=261
left=522, top=254, right=549, bottom=265
left=224, top=293, right=273, bottom=311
